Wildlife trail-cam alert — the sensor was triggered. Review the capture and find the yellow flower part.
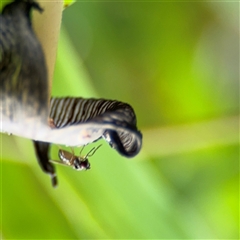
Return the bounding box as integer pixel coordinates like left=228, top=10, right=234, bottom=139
left=0, top=1, right=75, bottom=13
left=63, top=0, right=75, bottom=9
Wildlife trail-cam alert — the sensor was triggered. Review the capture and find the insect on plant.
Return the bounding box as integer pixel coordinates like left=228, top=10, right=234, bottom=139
left=50, top=145, right=102, bottom=171
left=1, top=0, right=142, bottom=187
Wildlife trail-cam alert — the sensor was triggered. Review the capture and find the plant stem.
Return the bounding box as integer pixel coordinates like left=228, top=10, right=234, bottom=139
left=32, top=0, right=63, bottom=98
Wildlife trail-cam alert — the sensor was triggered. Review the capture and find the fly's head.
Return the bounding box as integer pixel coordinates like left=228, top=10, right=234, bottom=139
left=72, top=157, right=91, bottom=170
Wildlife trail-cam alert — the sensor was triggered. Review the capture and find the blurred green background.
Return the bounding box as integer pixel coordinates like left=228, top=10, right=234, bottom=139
left=1, top=1, right=239, bottom=239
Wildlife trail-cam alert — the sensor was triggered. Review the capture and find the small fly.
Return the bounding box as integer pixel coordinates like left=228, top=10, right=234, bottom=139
left=50, top=145, right=102, bottom=170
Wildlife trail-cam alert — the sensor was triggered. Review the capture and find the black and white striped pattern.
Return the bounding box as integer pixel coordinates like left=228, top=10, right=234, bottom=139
left=49, top=97, right=142, bottom=157
left=0, top=0, right=142, bottom=187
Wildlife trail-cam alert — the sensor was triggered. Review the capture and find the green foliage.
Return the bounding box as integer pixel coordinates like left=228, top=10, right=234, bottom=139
left=0, top=0, right=11, bottom=12
left=1, top=2, right=239, bottom=239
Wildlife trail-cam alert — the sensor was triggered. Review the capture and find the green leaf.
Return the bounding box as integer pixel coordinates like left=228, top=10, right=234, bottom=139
left=0, top=0, right=12, bottom=12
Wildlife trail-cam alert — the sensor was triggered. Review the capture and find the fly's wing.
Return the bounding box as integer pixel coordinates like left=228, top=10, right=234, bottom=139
left=58, top=149, right=74, bottom=165
left=49, top=159, right=72, bottom=167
